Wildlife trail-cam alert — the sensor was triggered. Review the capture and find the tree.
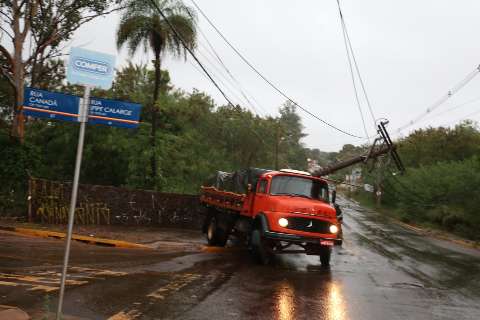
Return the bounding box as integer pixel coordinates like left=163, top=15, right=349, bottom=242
left=116, top=0, right=197, bottom=189
left=0, top=0, right=122, bottom=141
left=398, top=122, right=480, bottom=167
left=276, top=101, right=307, bottom=169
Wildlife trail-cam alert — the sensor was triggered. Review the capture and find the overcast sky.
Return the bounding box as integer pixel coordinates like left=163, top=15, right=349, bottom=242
left=71, top=0, right=480, bottom=151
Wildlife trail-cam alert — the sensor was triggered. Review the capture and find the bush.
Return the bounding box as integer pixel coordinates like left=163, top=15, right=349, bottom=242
left=0, top=132, right=40, bottom=215
left=384, top=157, right=480, bottom=239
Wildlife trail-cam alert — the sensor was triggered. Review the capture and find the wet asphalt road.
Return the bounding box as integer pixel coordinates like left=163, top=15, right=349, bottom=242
left=1, top=196, right=480, bottom=319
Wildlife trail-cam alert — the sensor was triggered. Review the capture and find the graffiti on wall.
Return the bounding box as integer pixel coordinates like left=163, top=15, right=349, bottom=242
left=30, top=178, right=201, bottom=228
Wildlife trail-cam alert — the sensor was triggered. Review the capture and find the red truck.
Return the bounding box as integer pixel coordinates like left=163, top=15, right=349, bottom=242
left=200, top=168, right=342, bottom=266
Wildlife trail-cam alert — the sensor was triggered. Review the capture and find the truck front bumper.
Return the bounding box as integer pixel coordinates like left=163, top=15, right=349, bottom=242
left=263, top=228, right=342, bottom=245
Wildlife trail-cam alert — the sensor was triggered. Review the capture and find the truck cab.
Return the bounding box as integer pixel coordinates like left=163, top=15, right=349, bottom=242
left=247, top=169, right=340, bottom=241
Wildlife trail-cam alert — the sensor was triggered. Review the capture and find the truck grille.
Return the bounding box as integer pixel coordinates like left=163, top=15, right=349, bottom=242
left=286, top=217, right=331, bottom=234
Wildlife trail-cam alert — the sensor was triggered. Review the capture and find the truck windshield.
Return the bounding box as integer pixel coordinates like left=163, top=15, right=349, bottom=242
left=269, top=175, right=329, bottom=202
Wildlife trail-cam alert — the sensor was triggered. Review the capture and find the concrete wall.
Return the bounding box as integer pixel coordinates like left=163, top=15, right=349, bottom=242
left=29, top=178, right=202, bottom=229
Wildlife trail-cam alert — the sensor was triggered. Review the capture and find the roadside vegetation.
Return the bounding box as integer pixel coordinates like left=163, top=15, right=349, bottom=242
left=351, top=123, right=480, bottom=241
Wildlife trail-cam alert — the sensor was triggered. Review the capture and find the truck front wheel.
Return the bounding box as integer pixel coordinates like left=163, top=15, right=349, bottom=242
left=251, top=228, right=273, bottom=265
left=206, top=216, right=228, bottom=247
left=319, top=245, right=332, bottom=267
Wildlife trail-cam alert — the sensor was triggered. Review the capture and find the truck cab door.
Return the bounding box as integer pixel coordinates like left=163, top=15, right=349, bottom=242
left=252, top=179, right=269, bottom=214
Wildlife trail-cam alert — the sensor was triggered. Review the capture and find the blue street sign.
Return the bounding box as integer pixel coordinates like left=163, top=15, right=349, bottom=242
left=88, top=97, right=141, bottom=129
left=67, top=47, right=116, bottom=90
left=23, top=87, right=142, bottom=128
left=23, top=87, right=80, bottom=122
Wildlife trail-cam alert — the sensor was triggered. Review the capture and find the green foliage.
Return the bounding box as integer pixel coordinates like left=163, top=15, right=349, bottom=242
left=117, top=0, right=198, bottom=189
left=398, top=122, right=480, bottom=167
left=0, top=129, right=40, bottom=214
left=117, top=0, right=197, bottom=60
left=353, top=123, right=480, bottom=239
left=384, top=157, right=480, bottom=239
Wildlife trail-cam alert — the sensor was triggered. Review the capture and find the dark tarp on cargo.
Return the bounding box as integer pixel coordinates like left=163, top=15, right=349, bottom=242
left=204, top=168, right=272, bottom=194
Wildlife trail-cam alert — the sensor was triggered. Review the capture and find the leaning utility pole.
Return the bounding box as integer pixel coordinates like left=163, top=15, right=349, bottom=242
left=313, top=121, right=404, bottom=178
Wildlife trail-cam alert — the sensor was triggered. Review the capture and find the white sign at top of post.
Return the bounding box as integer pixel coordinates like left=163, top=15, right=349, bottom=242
left=67, top=47, right=116, bottom=89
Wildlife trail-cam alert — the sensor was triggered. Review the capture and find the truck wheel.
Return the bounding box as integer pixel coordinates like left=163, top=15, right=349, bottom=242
left=319, top=245, right=332, bottom=267
left=206, top=216, right=228, bottom=247
left=251, top=228, right=273, bottom=265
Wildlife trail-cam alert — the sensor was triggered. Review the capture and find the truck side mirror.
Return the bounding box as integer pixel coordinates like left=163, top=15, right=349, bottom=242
left=247, top=183, right=252, bottom=194
left=332, top=190, right=337, bottom=204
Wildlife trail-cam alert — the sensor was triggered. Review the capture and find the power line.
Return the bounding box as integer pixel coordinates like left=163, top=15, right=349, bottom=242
left=146, top=0, right=235, bottom=108
left=395, top=64, right=480, bottom=134
left=401, top=95, right=480, bottom=128
left=439, top=108, right=480, bottom=127
left=189, top=0, right=366, bottom=139
left=195, top=26, right=268, bottom=116
left=336, top=0, right=370, bottom=141
left=187, top=59, right=269, bottom=147
left=184, top=4, right=268, bottom=116
left=194, top=47, right=254, bottom=109
left=145, top=0, right=273, bottom=149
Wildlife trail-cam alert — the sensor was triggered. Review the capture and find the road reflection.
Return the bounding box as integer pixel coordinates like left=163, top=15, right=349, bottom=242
left=327, top=282, right=348, bottom=320
left=276, top=281, right=295, bottom=320
left=273, top=267, right=349, bottom=320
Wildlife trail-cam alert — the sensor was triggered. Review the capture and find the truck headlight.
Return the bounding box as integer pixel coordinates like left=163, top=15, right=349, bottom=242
left=329, top=224, right=338, bottom=234
left=278, top=218, right=289, bottom=227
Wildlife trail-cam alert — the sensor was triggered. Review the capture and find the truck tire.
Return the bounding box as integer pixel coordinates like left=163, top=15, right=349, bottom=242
left=319, top=245, right=332, bottom=267
left=251, top=228, right=273, bottom=265
left=206, top=216, right=228, bottom=247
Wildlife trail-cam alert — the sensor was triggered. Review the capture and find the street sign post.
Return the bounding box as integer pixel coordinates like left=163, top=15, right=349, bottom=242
left=56, top=47, right=118, bottom=320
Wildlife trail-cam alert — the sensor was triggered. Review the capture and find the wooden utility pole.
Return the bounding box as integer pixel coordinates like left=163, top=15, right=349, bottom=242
left=375, top=159, right=383, bottom=207
left=313, top=145, right=392, bottom=177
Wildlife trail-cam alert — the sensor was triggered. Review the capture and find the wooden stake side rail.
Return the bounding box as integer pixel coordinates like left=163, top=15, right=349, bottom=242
left=200, top=187, right=246, bottom=212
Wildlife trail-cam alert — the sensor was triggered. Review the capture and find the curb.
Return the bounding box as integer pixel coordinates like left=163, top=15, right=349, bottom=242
left=0, top=225, right=150, bottom=249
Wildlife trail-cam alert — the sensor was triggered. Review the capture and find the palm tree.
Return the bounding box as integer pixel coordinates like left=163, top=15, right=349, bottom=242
left=117, top=0, right=197, bottom=189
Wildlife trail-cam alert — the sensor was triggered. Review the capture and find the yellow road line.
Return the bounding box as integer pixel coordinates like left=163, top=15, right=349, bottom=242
left=147, top=273, right=201, bottom=300
left=0, top=281, right=20, bottom=286
left=107, top=309, right=142, bottom=320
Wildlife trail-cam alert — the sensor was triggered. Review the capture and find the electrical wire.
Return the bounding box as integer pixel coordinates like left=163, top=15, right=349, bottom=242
left=195, top=26, right=268, bottom=116
left=194, top=47, right=253, bottom=108
left=146, top=0, right=235, bottom=108
left=187, top=58, right=269, bottom=147
left=404, top=95, right=480, bottom=127
left=336, top=0, right=370, bottom=141
left=395, top=64, right=480, bottom=134
left=184, top=5, right=268, bottom=116
left=439, top=108, right=480, bottom=127
left=189, top=0, right=366, bottom=139
left=145, top=0, right=272, bottom=149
